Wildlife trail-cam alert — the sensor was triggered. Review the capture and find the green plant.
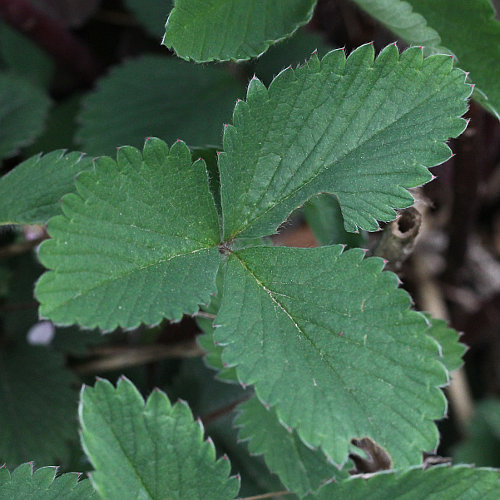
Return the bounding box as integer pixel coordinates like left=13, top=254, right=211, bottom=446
left=1, top=1, right=500, bottom=499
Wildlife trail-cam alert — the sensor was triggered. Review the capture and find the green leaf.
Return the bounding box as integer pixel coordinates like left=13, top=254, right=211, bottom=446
left=76, top=55, right=243, bottom=156
left=0, top=463, right=95, bottom=500
left=352, top=0, right=500, bottom=118
left=236, top=396, right=346, bottom=497
left=0, top=23, right=55, bottom=88
left=79, top=377, right=239, bottom=500
left=35, top=138, right=221, bottom=330
left=0, top=151, right=92, bottom=226
left=350, top=0, right=444, bottom=52
left=214, top=246, right=448, bottom=467
left=123, top=0, right=173, bottom=38
left=304, top=194, right=367, bottom=247
left=0, top=72, right=51, bottom=159
left=309, top=465, right=500, bottom=499
left=220, top=44, right=470, bottom=239
left=453, top=399, right=500, bottom=467
left=424, top=314, right=466, bottom=373
left=163, top=0, right=317, bottom=62
left=0, top=343, right=77, bottom=467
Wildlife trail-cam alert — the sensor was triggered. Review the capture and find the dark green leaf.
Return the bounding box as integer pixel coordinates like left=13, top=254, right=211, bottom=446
left=0, top=72, right=50, bottom=159
left=0, top=151, right=92, bottom=226
left=309, top=465, right=500, bottom=499
left=0, top=463, right=95, bottom=500
left=76, top=55, right=243, bottom=156
left=80, top=377, right=239, bottom=499
left=36, top=139, right=221, bottom=330
left=163, top=0, right=317, bottom=62
left=220, top=45, right=470, bottom=239
left=236, top=396, right=346, bottom=496
left=215, top=246, right=449, bottom=467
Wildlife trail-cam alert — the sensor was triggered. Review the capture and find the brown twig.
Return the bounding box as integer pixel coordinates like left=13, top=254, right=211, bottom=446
left=0, top=236, right=46, bottom=259
left=413, top=253, right=474, bottom=431
left=201, top=397, right=250, bottom=426
left=0, top=0, right=101, bottom=83
left=239, top=491, right=292, bottom=500
left=73, top=340, right=205, bottom=374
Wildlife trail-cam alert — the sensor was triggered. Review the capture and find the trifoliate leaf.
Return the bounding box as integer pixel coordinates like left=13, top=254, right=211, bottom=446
left=163, top=0, right=317, bottom=63
left=309, top=465, right=500, bottom=499
left=76, top=55, right=243, bottom=156
left=123, top=0, right=172, bottom=38
left=36, top=138, right=221, bottom=330
left=0, top=72, right=50, bottom=159
left=453, top=399, right=500, bottom=467
left=220, top=44, right=471, bottom=239
left=352, top=0, right=500, bottom=118
left=79, top=377, right=239, bottom=500
left=0, top=343, right=77, bottom=467
left=0, top=463, right=96, bottom=499
left=0, top=151, right=92, bottom=226
left=424, top=314, right=466, bottom=373
left=214, top=246, right=448, bottom=467
left=236, top=396, right=346, bottom=497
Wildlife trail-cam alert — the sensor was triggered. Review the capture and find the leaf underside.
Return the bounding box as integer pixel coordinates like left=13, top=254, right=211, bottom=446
left=215, top=246, right=449, bottom=467
left=0, top=151, right=92, bottom=226
left=220, top=43, right=470, bottom=239
left=36, top=138, right=221, bottom=330
left=79, top=377, right=239, bottom=500
left=309, top=465, right=500, bottom=499
left=0, top=463, right=95, bottom=500
left=163, top=0, right=317, bottom=62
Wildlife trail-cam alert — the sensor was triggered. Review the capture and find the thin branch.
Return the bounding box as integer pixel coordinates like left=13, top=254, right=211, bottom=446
left=239, top=491, right=292, bottom=500
left=74, top=340, right=205, bottom=374
left=193, top=311, right=216, bottom=319
left=200, top=397, right=250, bottom=425
left=0, top=236, right=46, bottom=259
left=0, top=0, right=101, bottom=83
left=413, top=253, right=474, bottom=431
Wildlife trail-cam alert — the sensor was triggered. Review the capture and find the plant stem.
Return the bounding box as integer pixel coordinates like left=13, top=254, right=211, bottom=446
left=0, top=0, right=101, bottom=83
left=240, top=491, right=292, bottom=500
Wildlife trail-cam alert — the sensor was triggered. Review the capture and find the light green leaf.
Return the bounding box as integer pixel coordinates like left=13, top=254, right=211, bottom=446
left=215, top=246, right=449, bottom=467
left=309, top=465, right=500, bottom=499
left=0, top=72, right=51, bottom=159
left=35, top=138, right=221, bottom=330
left=0, top=343, right=77, bottom=467
left=0, top=463, right=95, bottom=500
left=304, top=194, right=367, bottom=247
left=236, top=396, right=346, bottom=497
left=76, top=55, right=243, bottom=156
left=124, top=0, right=173, bottom=38
left=79, top=377, right=239, bottom=500
left=352, top=0, right=500, bottom=118
left=424, top=314, right=466, bottom=373
left=163, top=0, right=317, bottom=62
left=220, top=44, right=470, bottom=239
left=0, top=151, right=92, bottom=226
